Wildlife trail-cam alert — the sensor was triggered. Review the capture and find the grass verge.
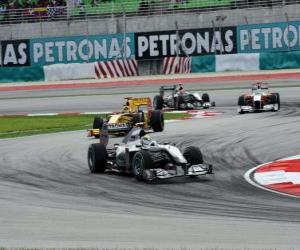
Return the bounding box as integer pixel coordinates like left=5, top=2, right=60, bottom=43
left=0, top=112, right=192, bottom=139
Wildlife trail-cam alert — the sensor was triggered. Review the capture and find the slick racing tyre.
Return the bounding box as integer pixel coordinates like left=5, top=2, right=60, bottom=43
left=88, top=143, right=107, bottom=173
left=202, top=93, right=210, bottom=103
left=177, top=95, right=184, bottom=110
left=93, top=116, right=104, bottom=129
left=275, top=93, right=280, bottom=110
left=269, top=94, right=277, bottom=105
left=132, top=150, right=153, bottom=181
left=153, top=95, right=164, bottom=110
left=183, top=146, right=203, bottom=165
left=151, top=110, right=164, bottom=132
left=238, top=95, right=246, bottom=106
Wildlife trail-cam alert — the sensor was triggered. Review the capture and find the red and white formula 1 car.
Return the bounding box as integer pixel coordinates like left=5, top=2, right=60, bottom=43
left=237, top=82, right=280, bottom=114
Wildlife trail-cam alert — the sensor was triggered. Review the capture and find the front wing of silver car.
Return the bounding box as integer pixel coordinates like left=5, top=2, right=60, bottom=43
left=142, top=164, right=213, bottom=180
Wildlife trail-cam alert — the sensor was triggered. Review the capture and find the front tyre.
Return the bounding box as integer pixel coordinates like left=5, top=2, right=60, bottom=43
left=132, top=150, right=153, bottom=181
left=238, top=95, right=246, bottom=106
left=183, top=146, right=203, bottom=165
left=202, top=93, right=210, bottom=103
left=93, top=116, right=104, bottom=138
left=88, top=143, right=107, bottom=173
left=275, top=93, right=280, bottom=110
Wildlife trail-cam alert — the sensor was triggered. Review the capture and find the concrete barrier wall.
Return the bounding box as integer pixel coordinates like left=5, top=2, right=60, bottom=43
left=0, top=66, right=44, bottom=83
left=44, top=63, right=95, bottom=81
left=216, top=54, right=260, bottom=72
left=260, top=51, right=300, bottom=70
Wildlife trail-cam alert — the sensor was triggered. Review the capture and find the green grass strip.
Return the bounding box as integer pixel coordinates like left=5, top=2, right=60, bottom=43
left=0, top=112, right=192, bottom=139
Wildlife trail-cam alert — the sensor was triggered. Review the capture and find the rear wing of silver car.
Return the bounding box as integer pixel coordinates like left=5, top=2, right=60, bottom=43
left=160, top=85, right=177, bottom=91
left=159, top=85, right=177, bottom=96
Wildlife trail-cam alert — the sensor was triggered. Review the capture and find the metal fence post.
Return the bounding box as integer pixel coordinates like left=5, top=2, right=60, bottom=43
left=123, top=4, right=127, bottom=60
left=211, top=20, right=217, bottom=56
left=244, top=16, right=252, bottom=51
left=285, top=12, right=290, bottom=50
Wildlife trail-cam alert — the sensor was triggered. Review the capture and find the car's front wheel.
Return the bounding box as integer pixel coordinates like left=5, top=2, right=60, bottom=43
left=153, top=95, right=164, bottom=110
left=93, top=116, right=104, bottom=138
left=183, top=146, right=203, bottom=165
left=132, top=150, right=152, bottom=181
left=202, top=93, right=210, bottom=103
left=88, top=143, right=107, bottom=173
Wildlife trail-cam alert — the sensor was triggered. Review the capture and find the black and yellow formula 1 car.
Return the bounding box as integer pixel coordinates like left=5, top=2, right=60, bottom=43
left=88, top=97, right=164, bottom=138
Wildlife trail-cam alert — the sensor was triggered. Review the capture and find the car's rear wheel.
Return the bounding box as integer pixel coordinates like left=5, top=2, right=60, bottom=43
left=183, top=146, right=203, bottom=165
left=151, top=110, right=164, bottom=132
left=153, top=95, right=164, bottom=110
left=132, top=150, right=153, bottom=181
left=88, top=143, right=107, bottom=173
left=177, top=95, right=184, bottom=110
left=202, top=93, right=210, bottom=103
left=93, top=116, right=103, bottom=129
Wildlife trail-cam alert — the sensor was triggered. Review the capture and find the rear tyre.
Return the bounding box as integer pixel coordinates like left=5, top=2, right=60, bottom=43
left=153, top=95, right=164, bottom=110
left=183, top=146, right=203, bottom=165
left=151, top=110, right=164, bottom=132
left=93, top=116, right=103, bottom=129
left=132, top=150, right=153, bottom=181
left=88, top=143, right=107, bottom=173
left=177, top=95, right=184, bottom=110
left=202, top=93, right=210, bottom=103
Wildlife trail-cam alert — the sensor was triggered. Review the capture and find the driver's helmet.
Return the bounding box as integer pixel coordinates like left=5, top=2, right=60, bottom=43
left=141, top=135, right=156, bottom=147
left=177, top=83, right=183, bottom=91
left=122, top=106, right=130, bottom=112
left=256, top=82, right=261, bottom=89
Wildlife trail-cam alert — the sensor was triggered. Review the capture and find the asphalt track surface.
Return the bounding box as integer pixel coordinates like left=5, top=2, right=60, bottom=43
left=1, top=78, right=300, bottom=249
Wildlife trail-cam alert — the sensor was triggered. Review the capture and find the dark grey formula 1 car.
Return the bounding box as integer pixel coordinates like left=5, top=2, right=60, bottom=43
left=88, top=126, right=213, bottom=181
left=153, top=84, right=215, bottom=110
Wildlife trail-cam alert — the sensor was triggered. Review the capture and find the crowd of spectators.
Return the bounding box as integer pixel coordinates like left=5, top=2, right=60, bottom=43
left=0, top=0, right=66, bottom=9
left=1, top=0, right=299, bottom=24
left=0, top=0, right=67, bottom=22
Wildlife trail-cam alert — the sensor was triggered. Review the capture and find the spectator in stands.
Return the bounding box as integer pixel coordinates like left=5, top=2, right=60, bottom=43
left=79, top=1, right=85, bottom=16
left=0, top=4, right=6, bottom=12
left=74, top=0, right=82, bottom=7
left=91, top=0, right=98, bottom=7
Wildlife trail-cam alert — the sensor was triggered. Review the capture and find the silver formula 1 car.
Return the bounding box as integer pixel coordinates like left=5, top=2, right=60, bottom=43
left=238, top=82, right=280, bottom=114
left=153, top=84, right=215, bottom=110
left=87, top=126, right=213, bottom=181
